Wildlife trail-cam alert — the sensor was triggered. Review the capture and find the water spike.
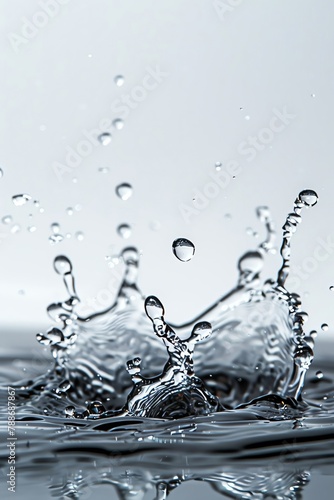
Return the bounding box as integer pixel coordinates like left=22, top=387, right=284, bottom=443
left=277, top=189, right=318, bottom=288
left=256, top=206, right=276, bottom=254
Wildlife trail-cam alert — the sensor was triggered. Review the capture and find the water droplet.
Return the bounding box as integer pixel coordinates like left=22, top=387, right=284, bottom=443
left=27, top=226, right=37, bottom=233
left=112, top=118, right=124, bottom=130
left=215, top=162, right=222, bottom=171
left=321, top=323, right=329, bottom=331
left=54, top=255, right=72, bottom=275
left=10, top=224, right=21, bottom=234
left=49, top=234, right=64, bottom=245
left=172, top=238, right=195, bottom=262
left=98, top=167, right=109, bottom=174
left=75, top=231, right=84, bottom=241
left=12, top=194, right=32, bottom=206
left=116, top=183, right=133, bottom=201
left=114, top=75, right=124, bottom=87
left=66, top=207, right=73, bottom=216
left=117, top=224, right=132, bottom=239
left=299, top=189, right=318, bottom=207
left=2, top=215, right=12, bottom=225
left=51, top=223, right=60, bottom=234
left=87, top=401, right=105, bottom=415
left=98, top=132, right=112, bottom=146
left=316, top=370, right=323, bottom=379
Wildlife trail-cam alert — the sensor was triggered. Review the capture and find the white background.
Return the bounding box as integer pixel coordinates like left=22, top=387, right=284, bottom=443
left=0, top=0, right=334, bottom=354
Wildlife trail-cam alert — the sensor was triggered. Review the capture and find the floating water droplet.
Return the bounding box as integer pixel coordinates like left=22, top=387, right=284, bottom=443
left=98, top=132, right=112, bottom=146
left=10, top=224, right=21, bottom=234
left=49, top=234, right=64, bottom=245
left=172, top=238, right=195, bottom=262
left=98, top=167, right=109, bottom=174
left=66, top=207, right=73, bottom=216
left=51, top=223, right=60, bottom=234
left=75, top=231, right=84, bottom=241
left=299, top=189, right=318, bottom=207
left=12, top=194, right=32, bottom=206
left=321, top=323, right=329, bottom=331
left=117, top=224, right=132, bottom=239
left=112, top=118, right=124, bottom=130
left=27, top=226, right=37, bottom=233
left=54, top=255, right=72, bottom=275
left=114, top=75, right=124, bottom=87
left=2, top=215, right=12, bottom=225
left=316, top=370, right=324, bottom=379
left=215, top=162, right=222, bottom=171
left=116, top=183, right=133, bottom=201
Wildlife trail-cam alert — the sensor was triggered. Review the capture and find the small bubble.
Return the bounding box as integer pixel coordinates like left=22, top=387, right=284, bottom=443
left=88, top=53, right=92, bottom=58
left=98, top=132, right=112, bottom=146
left=10, top=224, right=21, bottom=234
left=330, top=286, right=334, bottom=292
left=2, top=215, right=12, bottom=225
left=316, top=370, right=323, bottom=379
left=27, top=226, right=37, bottom=233
left=98, top=167, right=109, bottom=174
left=114, top=75, right=125, bottom=87
left=311, top=93, right=316, bottom=98
left=116, top=183, right=133, bottom=201
left=299, top=189, right=318, bottom=207
left=321, top=323, right=329, bottom=331
left=12, top=194, right=32, bottom=206
left=75, top=231, right=84, bottom=241
left=0, top=168, right=3, bottom=178
left=72, top=177, right=78, bottom=184
left=215, top=162, right=222, bottom=171
left=112, top=118, right=124, bottom=130
left=172, top=238, right=195, bottom=262
left=66, top=233, right=71, bottom=239
left=117, top=224, right=132, bottom=239
left=66, top=207, right=74, bottom=216
left=245, top=115, right=250, bottom=120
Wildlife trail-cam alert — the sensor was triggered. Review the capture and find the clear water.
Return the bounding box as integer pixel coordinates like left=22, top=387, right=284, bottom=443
left=1, top=190, right=334, bottom=499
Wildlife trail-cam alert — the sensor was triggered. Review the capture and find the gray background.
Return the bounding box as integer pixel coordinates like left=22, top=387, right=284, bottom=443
left=0, top=1, right=334, bottom=498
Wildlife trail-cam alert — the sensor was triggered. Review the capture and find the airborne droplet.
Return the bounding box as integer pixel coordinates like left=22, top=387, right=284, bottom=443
left=54, top=255, right=72, bottom=275
left=114, top=75, right=125, bottom=87
left=172, top=238, right=195, bottom=262
left=117, top=224, right=132, bottom=239
left=12, top=194, right=32, bottom=206
left=116, top=183, right=133, bottom=201
left=299, top=189, right=318, bottom=207
left=98, top=132, right=112, bottom=146
left=112, top=118, right=124, bottom=130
